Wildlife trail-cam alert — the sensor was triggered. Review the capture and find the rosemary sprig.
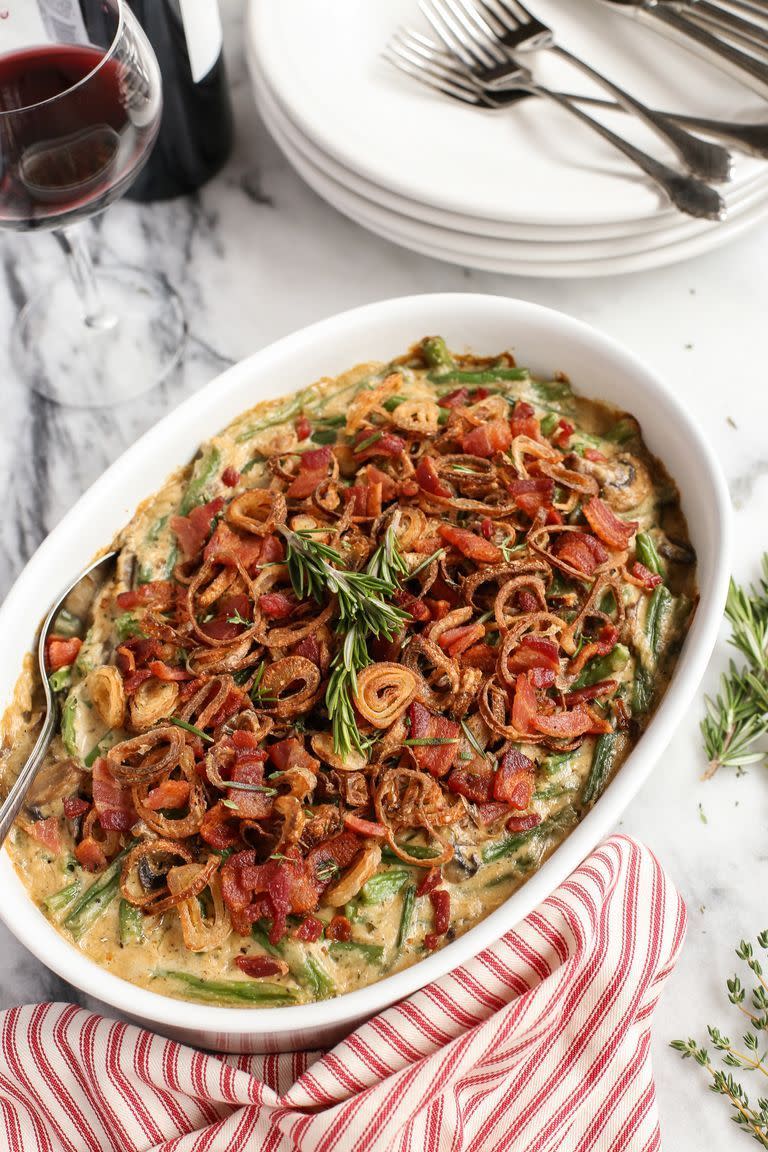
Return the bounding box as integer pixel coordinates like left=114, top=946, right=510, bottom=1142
left=672, top=932, right=768, bottom=1146
left=279, top=522, right=409, bottom=757
left=702, top=558, right=768, bottom=777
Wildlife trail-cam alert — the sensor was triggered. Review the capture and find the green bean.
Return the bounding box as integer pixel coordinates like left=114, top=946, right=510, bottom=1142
left=531, top=379, right=572, bottom=402
left=84, top=730, right=115, bottom=769
left=119, top=899, right=144, bottom=945
left=302, top=955, right=335, bottom=999
left=329, top=940, right=385, bottom=964
left=541, top=750, right=575, bottom=775
left=570, top=644, right=630, bottom=690
left=534, top=781, right=579, bottom=801
left=381, top=842, right=440, bottom=863
left=604, top=417, right=638, bottom=444
left=44, top=879, right=81, bottom=919
left=582, top=734, right=619, bottom=807
left=540, top=413, right=558, bottom=437
left=155, top=970, right=297, bottom=1005
left=179, top=445, right=221, bottom=515
left=430, top=366, right=529, bottom=387
left=52, top=608, right=80, bottom=637
left=61, top=695, right=78, bottom=758
left=382, top=394, right=407, bottom=412
left=63, top=847, right=132, bottom=940
left=48, top=666, right=72, bottom=693
left=420, top=335, right=455, bottom=373
left=482, top=808, right=576, bottom=864
left=251, top=923, right=281, bottom=957
left=632, top=585, right=674, bottom=714
left=311, top=426, right=340, bottom=445
left=114, top=611, right=143, bottom=642
left=635, top=532, right=665, bottom=578
left=397, top=884, right=416, bottom=949
left=360, top=869, right=410, bottom=906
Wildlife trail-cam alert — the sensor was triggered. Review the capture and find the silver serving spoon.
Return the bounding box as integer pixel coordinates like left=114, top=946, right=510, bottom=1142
left=0, top=550, right=117, bottom=848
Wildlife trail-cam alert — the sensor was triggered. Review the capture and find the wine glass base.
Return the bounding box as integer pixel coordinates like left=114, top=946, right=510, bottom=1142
left=12, top=265, right=187, bottom=408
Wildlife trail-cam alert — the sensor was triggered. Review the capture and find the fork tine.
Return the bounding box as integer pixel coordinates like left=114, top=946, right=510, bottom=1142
left=476, top=0, right=528, bottom=32
left=383, top=40, right=485, bottom=106
left=419, top=0, right=499, bottom=69
left=441, top=0, right=510, bottom=58
left=389, top=28, right=483, bottom=92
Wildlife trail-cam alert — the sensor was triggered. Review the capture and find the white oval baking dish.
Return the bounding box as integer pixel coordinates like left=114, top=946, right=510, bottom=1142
left=0, top=294, right=730, bottom=1052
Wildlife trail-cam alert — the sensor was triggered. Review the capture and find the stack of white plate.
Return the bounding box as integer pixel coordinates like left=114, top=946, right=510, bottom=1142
left=245, top=0, right=768, bottom=277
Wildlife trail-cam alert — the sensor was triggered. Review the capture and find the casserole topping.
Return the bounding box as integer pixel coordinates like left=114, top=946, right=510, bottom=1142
left=0, top=338, right=696, bottom=1006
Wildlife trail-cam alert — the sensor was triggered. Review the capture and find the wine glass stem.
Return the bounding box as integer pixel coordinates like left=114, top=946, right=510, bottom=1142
left=55, top=227, right=119, bottom=332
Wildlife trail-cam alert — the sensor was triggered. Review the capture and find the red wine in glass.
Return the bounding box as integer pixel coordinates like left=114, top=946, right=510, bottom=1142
left=0, top=43, right=158, bottom=230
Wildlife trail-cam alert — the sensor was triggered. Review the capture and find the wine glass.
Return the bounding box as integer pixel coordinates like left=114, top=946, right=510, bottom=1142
left=0, top=1, right=186, bottom=407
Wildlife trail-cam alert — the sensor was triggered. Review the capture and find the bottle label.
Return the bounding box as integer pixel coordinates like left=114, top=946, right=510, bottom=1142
left=0, top=1, right=88, bottom=49
left=178, top=0, right=222, bottom=84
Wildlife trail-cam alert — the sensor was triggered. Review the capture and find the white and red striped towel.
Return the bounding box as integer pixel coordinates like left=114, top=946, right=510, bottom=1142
left=0, top=834, right=685, bottom=1152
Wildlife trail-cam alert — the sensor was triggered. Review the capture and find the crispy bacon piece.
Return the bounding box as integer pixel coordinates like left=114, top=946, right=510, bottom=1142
left=343, top=814, right=387, bottom=839
left=227, top=758, right=273, bottom=821
left=429, top=888, right=450, bottom=938
left=438, top=387, right=469, bottom=409
left=45, top=636, right=82, bottom=673
left=326, top=915, right=352, bottom=942
left=259, top=590, right=300, bottom=619
left=564, top=680, right=618, bottom=706
left=494, top=749, right=535, bottom=809
left=505, top=636, right=560, bottom=674
left=286, top=447, right=333, bottom=498
left=511, top=672, right=538, bottom=735
left=438, top=524, right=503, bottom=564
left=269, top=737, right=318, bottom=775
left=415, top=456, right=452, bottom=498
left=447, top=763, right=493, bottom=803
left=147, top=660, right=193, bottom=682
left=292, top=634, right=323, bottom=666
left=506, top=477, right=555, bottom=519
left=235, top=955, right=286, bottom=979
left=293, top=915, right=324, bottom=942
left=170, top=497, right=225, bottom=562
left=568, top=625, right=619, bottom=677
left=462, top=643, right=497, bottom=673
left=555, top=532, right=608, bottom=576
left=631, top=560, right=663, bottom=590
left=204, top=522, right=264, bottom=572
left=295, top=414, right=312, bottom=441
left=510, top=401, right=540, bottom=440
left=395, top=590, right=431, bottom=623
left=344, top=482, right=383, bottom=519
left=221, top=465, right=240, bottom=487
left=116, top=580, right=176, bottom=612
left=532, top=706, right=592, bottom=739
left=199, top=801, right=241, bottom=850
left=553, top=419, right=574, bottom=448
left=26, top=816, right=61, bottom=852
left=583, top=496, right=638, bottom=550
left=460, top=420, right=512, bottom=458
left=91, top=758, right=137, bottom=832
left=417, top=868, right=442, bottom=897
left=143, top=779, right=190, bottom=811
left=76, top=837, right=107, bottom=872
left=506, top=813, right=541, bottom=834
left=437, top=623, right=486, bottom=658
left=353, top=431, right=406, bottom=459
left=408, top=701, right=460, bottom=778
left=63, top=795, right=90, bottom=821
left=200, top=593, right=251, bottom=642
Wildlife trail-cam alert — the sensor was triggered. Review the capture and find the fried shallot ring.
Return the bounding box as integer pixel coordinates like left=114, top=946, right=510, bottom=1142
left=310, top=732, right=368, bottom=773
left=131, top=748, right=205, bottom=839
left=390, top=399, right=440, bottom=437
left=226, top=488, right=286, bottom=537
left=88, top=665, right=125, bottom=729
left=119, top=837, right=197, bottom=913
left=257, top=657, right=322, bottom=718
left=128, top=678, right=180, bottom=732
left=353, top=663, right=417, bottom=728
left=106, top=726, right=185, bottom=787
left=168, top=867, right=231, bottom=952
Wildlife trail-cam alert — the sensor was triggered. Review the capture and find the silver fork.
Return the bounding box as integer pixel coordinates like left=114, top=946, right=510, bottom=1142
left=385, top=29, right=725, bottom=221
left=421, top=0, right=733, bottom=184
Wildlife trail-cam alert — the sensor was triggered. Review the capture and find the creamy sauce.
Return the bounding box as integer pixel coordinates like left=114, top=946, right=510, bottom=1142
left=0, top=349, right=696, bottom=1007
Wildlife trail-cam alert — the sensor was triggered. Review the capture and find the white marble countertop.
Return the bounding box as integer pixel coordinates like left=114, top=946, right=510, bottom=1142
left=1, top=3, right=768, bottom=1147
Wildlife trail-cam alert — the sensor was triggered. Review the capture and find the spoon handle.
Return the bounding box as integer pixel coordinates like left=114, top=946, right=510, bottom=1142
left=0, top=705, right=58, bottom=846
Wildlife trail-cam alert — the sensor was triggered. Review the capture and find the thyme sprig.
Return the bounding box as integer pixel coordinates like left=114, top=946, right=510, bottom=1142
left=279, top=522, right=410, bottom=758
left=672, top=932, right=768, bottom=1146
left=702, top=558, right=768, bottom=776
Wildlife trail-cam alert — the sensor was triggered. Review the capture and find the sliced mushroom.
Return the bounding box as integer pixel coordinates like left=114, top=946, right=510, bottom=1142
left=572, top=453, right=652, bottom=512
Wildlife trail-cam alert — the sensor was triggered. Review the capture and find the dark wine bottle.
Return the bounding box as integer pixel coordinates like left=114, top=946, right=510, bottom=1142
left=125, top=0, right=233, bottom=202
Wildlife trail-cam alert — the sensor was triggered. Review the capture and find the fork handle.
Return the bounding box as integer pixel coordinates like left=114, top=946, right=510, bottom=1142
left=647, top=4, right=768, bottom=98
left=567, top=92, right=768, bottom=159
left=685, top=0, right=768, bottom=51
left=550, top=43, right=732, bottom=183
left=529, top=84, right=725, bottom=220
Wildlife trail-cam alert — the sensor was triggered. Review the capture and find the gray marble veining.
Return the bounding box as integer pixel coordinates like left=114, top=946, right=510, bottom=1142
left=1, top=1, right=767, bottom=1146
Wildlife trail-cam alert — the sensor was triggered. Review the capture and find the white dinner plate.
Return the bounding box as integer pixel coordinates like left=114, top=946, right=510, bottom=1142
left=255, top=69, right=768, bottom=277
left=251, top=37, right=768, bottom=244
left=251, top=58, right=768, bottom=265
left=247, top=0, right=768, bottom=229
